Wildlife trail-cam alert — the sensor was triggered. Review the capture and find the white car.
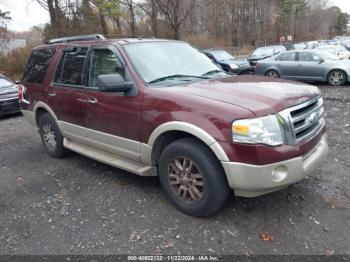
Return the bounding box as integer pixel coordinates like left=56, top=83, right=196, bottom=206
left=315, top=45, right=350, bottom=59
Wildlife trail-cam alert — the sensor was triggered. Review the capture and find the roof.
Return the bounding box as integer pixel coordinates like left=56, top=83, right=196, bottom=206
left=37, top=35, right=179, bottom=49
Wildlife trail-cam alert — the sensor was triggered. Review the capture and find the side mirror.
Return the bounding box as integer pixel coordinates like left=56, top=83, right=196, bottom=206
left=15, top=80, right=21, bottom=84
left=318, top=59, right=324, bottom=64
left=97, top=74, right=133, bottom=93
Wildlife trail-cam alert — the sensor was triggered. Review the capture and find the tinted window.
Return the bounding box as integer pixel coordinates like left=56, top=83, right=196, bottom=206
left=55, top=47, right=88, bottom=86
left=23, top=48, right=55, bottom=84
left=299, top=52, right=320, bottom=62
left=276, top=52, right=296, bottom=61
left=89, top=49, right=124, bottom=88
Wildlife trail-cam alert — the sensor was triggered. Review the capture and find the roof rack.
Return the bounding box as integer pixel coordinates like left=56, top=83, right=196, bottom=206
left=105, top=34, right=155, bottom=39
left=47, top=34, right=106, bottom=45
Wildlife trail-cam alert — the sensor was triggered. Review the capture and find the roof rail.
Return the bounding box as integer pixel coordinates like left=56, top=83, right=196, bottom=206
left=105, top=34, right=155, bottom=39
left=46, top=34, right=106, bottom=44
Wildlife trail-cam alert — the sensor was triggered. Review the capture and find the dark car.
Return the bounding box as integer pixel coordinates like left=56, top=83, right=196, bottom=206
left=201, top=49, right=253, bottom=74
left=248, top=45, right=287, bottom=67
left=0, top=74, right=20, bottom=117
left=20, top=35, right=327, bottom=216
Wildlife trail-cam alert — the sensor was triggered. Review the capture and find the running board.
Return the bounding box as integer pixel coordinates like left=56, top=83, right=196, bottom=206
left=63, top=138, right=156, bottom=176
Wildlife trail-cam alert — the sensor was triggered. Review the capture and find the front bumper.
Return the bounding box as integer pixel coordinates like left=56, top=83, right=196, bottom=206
left=222, top=134, right=328, bottom=197
left=0, top=98, right=20, bottom=116
left=232, top=66, right=255, bottom=75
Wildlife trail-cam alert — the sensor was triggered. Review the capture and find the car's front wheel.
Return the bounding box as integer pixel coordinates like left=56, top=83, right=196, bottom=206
left=38, top=113, right=68, bottom=158
left=327, top=70, right=347, bottom=86
left=158, top=138, right=230, bottom=217
left=265, top=70, right=280, bottom=79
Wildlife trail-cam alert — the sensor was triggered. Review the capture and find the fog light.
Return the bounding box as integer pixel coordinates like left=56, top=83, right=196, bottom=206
left=271, top=166, right=287, bottom=182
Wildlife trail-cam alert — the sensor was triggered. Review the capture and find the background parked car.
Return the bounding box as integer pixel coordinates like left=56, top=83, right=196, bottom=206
left=255, top=50, right=350, bottom=86
left=247, top=45, right=286, bottom=67
left=293, top=42, right=308, bottom=50
left=201, top=49, right=252, bottom=74
left=315, top=45, right=350, bottom=59
left=0, top=74, right=20, bottom=117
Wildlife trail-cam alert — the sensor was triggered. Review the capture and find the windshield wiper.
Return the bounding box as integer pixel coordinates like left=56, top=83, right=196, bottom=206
left=148, top=74, right=209, bottom=84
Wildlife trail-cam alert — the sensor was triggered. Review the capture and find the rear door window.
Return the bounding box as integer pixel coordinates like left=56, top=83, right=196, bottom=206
left=22, top=48, right=56, bottom=84
left=299, top=52, right=320, bottom=62
left=54, top=47, right=88, bottom=86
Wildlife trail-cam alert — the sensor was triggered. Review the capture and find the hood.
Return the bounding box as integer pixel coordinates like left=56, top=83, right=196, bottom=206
left=165, top=76, right=320, bottom=116
left=0, top=85, right=17, bottom=96
left=248, top=55, right=270, bottom=61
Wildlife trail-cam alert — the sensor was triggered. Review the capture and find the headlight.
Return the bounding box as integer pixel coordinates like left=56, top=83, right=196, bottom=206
left=232, top=115, right=284, bottom=146
left=229, top=64, right=239, bottom=70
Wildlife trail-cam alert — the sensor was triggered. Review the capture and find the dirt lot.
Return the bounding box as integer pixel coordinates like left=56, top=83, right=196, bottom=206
left=0, top=84, right=349, bottom=256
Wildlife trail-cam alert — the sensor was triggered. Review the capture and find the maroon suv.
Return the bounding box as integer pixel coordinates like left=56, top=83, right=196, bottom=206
left=19, top=35, right=328, bottom=216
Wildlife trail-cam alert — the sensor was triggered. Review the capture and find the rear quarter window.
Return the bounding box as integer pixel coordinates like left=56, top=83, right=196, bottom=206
left=22, top=48, right=56, bottom=84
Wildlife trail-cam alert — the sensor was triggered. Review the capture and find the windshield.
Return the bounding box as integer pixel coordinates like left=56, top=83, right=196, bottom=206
left=252, top=47, right=274, bottom=57
left=210, top=50, right=235, bottom=61
left=124, top=41, right=223, bottom=84
left=0, top=77, right=14, bottom=89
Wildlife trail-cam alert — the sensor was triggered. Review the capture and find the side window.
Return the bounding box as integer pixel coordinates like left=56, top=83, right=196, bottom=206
left=299, top=52, right=320, bottom=62
left=22, top=48, right=56, bottom=84
left=54, top=47, right=88, bottom=86
left=88, top=49, right=124, bottom=88
left=276, top=52, right=296, bottom=61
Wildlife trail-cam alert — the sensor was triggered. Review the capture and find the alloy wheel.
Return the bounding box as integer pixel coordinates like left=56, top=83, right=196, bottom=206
left=329, top=71, right=344, bottom=86
left=168, top=157, right=204, bottom=203
left=42, top=123, right=57, bottom=150
left=266, top=71, right=279, bottom=79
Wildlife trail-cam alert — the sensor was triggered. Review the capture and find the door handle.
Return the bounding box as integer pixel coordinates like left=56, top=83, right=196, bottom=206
left=48, top=92, right=56, bottom=97
left=87, top=98, right=98, bottom=105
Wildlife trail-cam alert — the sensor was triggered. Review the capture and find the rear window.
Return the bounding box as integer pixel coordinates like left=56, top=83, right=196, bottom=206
left=54, top=47, right=88, bottom=86
left=22, top=48, right=56, bottom=84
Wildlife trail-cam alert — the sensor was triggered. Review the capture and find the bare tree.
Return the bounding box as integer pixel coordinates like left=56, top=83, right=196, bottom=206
left=155, top=0, right=196, bottom=39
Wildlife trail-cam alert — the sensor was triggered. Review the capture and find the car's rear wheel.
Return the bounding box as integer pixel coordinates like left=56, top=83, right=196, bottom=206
left=158, top=138, right=230, bottom=217
left=327, top=70, right=347, bottom=86
left=38, top=113, right=68, bottom=158
left=265, top=70, right=280, bottom=79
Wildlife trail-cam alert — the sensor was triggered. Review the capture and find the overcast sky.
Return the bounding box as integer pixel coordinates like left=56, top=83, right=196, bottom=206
left=0, top=0, right=349, bottom=32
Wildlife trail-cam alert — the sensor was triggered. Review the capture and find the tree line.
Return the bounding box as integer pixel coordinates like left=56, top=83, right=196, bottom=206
left=35, top=0, right=349, bottom=48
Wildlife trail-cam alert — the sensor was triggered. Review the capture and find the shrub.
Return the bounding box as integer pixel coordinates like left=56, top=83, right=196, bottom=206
left=0, top=47, right=32, bottom=81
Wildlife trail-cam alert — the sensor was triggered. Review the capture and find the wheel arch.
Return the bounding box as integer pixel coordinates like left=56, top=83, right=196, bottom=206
left=34, top=102, right=59, bottom=127
left=265, top=67, right=280, bottom=76
left=326, top=68, right=348, bottom=82
left=148, top=122, right=230, bottom=165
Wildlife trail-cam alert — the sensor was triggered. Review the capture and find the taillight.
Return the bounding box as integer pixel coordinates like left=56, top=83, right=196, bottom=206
left=18, top=85, right=29, bottom=104
left=18, top=85, right=24, bottom=101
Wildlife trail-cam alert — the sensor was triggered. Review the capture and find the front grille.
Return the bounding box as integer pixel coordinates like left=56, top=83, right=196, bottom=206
left=279, top=97, right=325, bottom=145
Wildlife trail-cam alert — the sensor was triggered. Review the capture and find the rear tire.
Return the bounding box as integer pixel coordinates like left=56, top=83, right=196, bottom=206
left=327, top=70, right=347, bottom=86
left=158, top=138, right=231, bottom=217
left=265, top=70, right=280, bottom=79
left=38, top=113, right=68, bottom=158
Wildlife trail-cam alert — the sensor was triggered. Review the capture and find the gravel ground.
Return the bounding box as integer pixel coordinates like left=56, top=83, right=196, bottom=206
left=0, top=84, right=349, bottom=256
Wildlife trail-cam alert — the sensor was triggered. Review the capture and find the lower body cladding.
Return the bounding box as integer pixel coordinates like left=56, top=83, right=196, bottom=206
left=222, top=134, right=328, bottom=197
left=0, top=98, right=20, bottom=117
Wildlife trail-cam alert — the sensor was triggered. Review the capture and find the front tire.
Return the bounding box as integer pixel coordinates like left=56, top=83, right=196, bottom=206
left=38, top=113, right=68, bottom=158
left=327, top=70, right=347, bottom=86
left=158, top=138, right=230, bottom=217
left=265, top=70, right=280, bottom=79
